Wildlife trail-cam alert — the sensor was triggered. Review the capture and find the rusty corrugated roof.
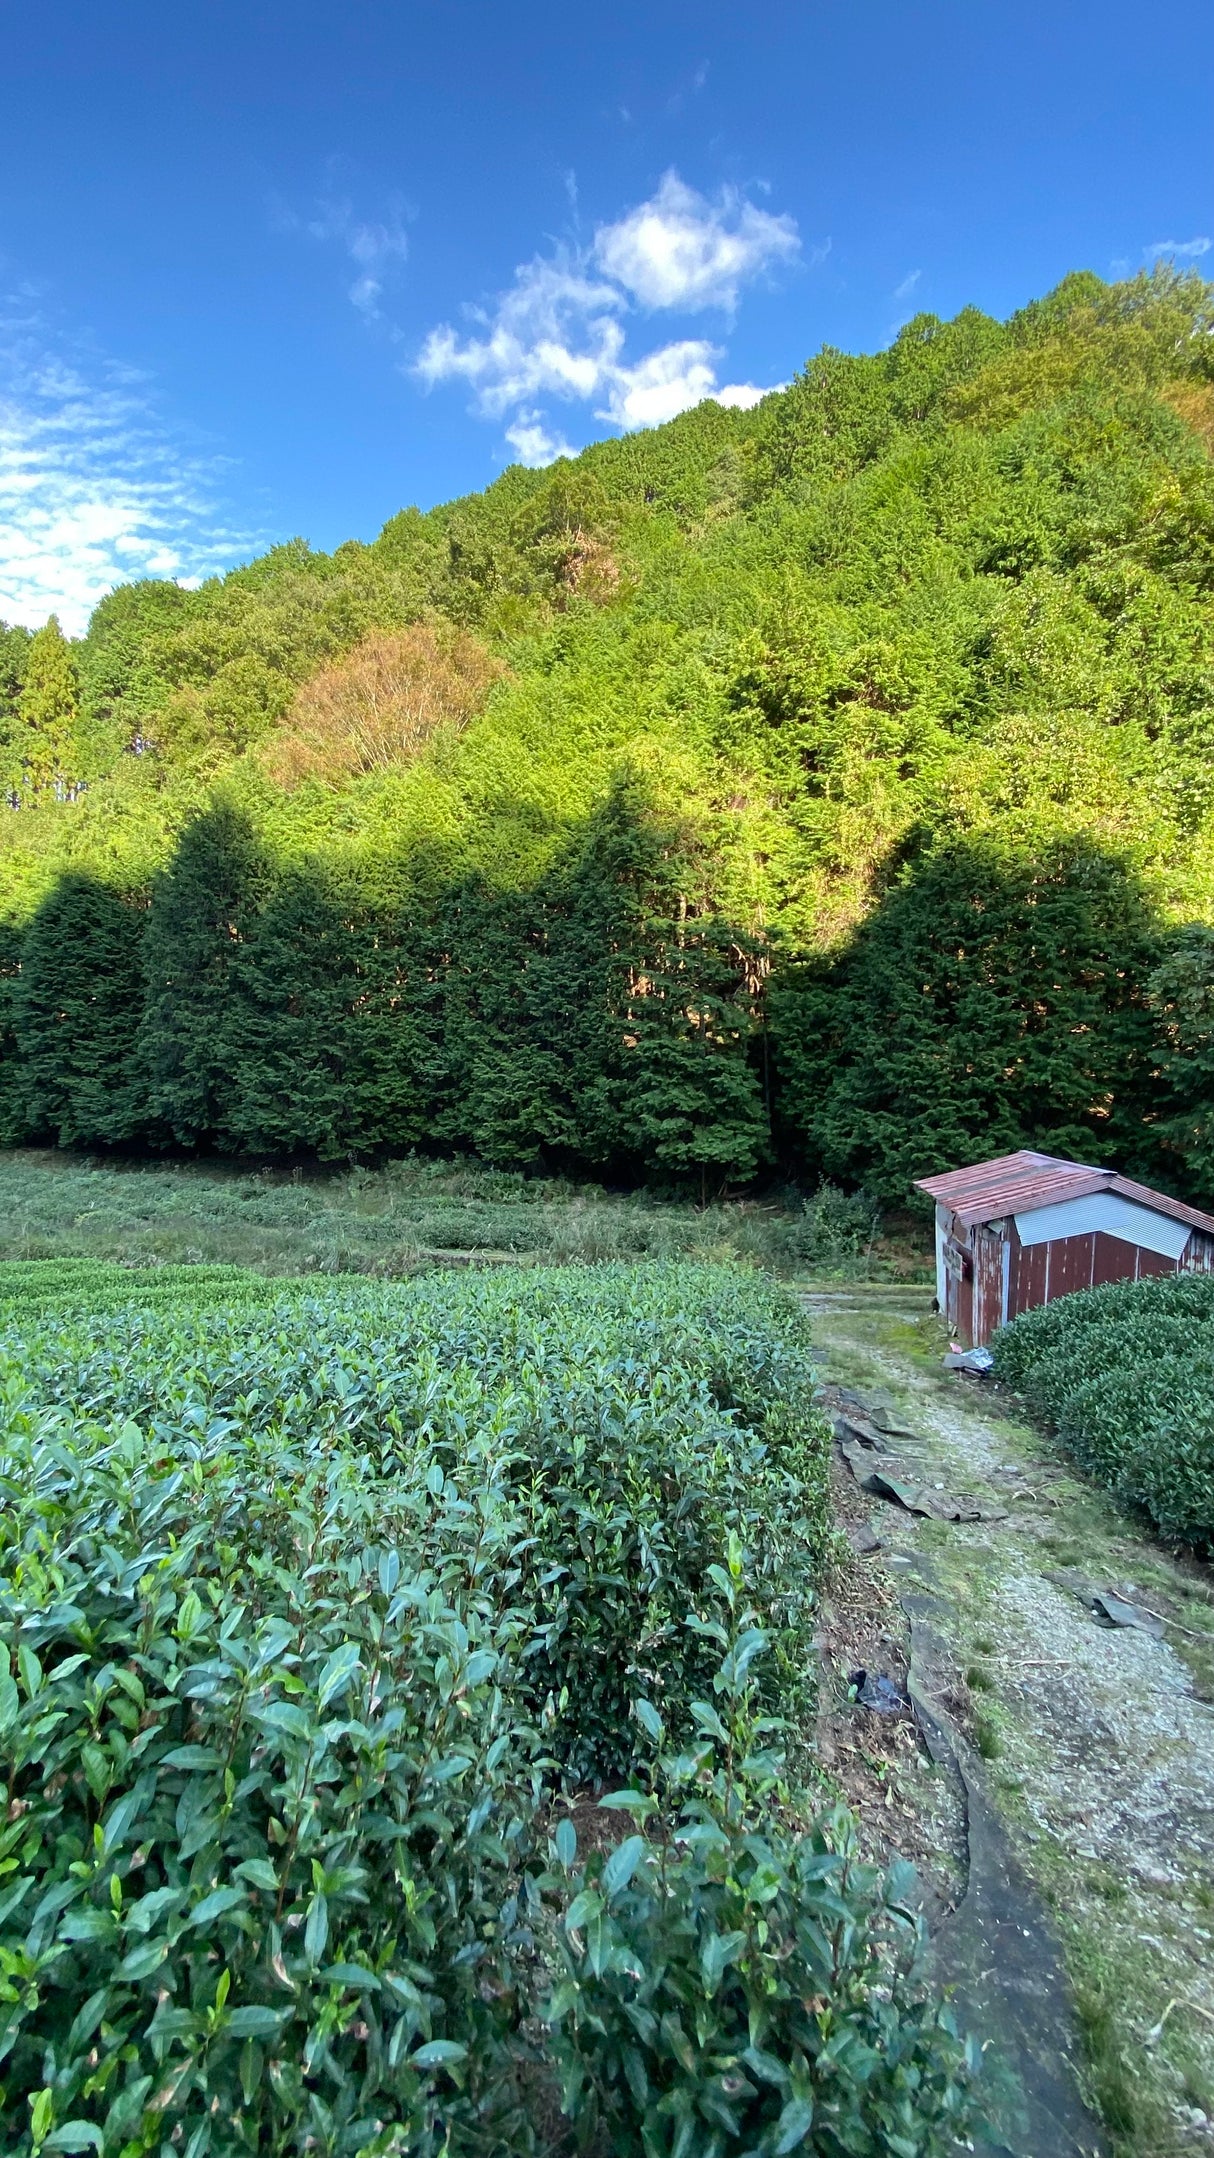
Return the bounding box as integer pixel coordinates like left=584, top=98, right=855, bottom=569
left=914, top=1149, right=1214, bottom=1239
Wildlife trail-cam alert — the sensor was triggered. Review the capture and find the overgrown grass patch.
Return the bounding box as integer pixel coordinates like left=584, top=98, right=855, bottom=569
left=0, top=1150, right=928, bottom=1282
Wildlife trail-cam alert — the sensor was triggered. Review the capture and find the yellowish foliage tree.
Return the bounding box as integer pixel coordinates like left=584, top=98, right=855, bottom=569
left=263, top=622, right=504, bottom=788
left=18, top=615, right=78, bottom=797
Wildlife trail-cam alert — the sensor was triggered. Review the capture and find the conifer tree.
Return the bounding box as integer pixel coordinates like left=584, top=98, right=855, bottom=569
left=223, top=865, right=438, bottom=1157
left=15, top=874, right=147, bottom=1144
left=556, top=779, right=769, bottom=1190
left=138, top=803, right=266, bottom=1145
left=0, top=925, right=28, bottom=1144
left=17, top=616, right=78, bottom=797
left=220, top=868, right=356, bottom=1154
left=1147, top=925, right=1214, bottom=1201
left=772, top=830, right=1164, bottom=1201
left=433, top=876, right=577, bottom=1166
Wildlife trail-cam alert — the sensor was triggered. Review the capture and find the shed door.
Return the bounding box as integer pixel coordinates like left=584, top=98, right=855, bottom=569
left=942, top=1223, right=972, bottom=1343
left=973, top=1227, right=1006, bottom=1346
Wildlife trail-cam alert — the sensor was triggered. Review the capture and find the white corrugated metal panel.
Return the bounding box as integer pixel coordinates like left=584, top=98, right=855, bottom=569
left=1013, top=1191, right=1191, bottom=1260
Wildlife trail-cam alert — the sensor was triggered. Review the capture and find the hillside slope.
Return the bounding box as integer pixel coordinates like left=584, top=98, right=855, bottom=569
left=2, top=266, right=1213, bottom=1196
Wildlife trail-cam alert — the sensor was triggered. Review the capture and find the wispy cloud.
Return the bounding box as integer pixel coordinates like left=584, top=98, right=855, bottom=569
left=416, top=171, right=806, bottom=464
left=275, top=184, right=411, bottom=320
left=504, top=411, right=576, bottom=466
left=1145, top=236, right=1211, bottom=261
left=0, top=296, right=251, bottom=634
left=666, top=58, right=711, bottom=115
left=305, top=197, right=410, bottom=318
left=893, top=268, right=921, bottom=302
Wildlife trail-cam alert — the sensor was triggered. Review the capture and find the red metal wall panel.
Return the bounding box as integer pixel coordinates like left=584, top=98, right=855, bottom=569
left=1092, top=1233, right=1142, bottom=1289
left=1135, top=1247, right=1175, bottom=1280
left=1045, top=1234, right=1096, bottom=1300
left=1009, top=1237, right=1047, bottom=1320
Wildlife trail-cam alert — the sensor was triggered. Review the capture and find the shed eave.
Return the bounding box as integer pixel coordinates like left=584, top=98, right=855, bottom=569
left=914, top=1150, right=1214, bottom=1243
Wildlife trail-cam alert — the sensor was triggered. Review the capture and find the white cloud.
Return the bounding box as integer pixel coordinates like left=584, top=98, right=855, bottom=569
left=593, top=171, right=798, bottom=313
left=1145, top=236, right=1211, bottom=260
left=893, top=268, right=922, bottom=301
left=415, top=170, right=800, bottom=461
left=598, top=339, right=721, bottom=429
left=504, top=411, right=576, bottom=466
left=713, top=381, right=776, bottom=410
left=0, top=299, right=251, bottom=634
left=416, top=255, right=626, bottom=413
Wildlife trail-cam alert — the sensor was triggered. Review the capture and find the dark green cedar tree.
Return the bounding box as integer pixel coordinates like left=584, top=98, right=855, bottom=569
left=138, top=803, right=267, bottom=1146
left=772, top=832, right=1164, bottom=1202
left=13, top=874, right=148, bottom=1146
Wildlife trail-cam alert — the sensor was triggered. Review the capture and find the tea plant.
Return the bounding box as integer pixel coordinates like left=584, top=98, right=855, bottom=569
left=992, top=1269, right=1214, bottom=1543
left=0, top=1261, right=975, bottom=2152
left=0, top=1400, right=541, bottom=2156
left=0, top=1264, right=832, bottom=1780
left=542, top=1537, right=980, bottom=2156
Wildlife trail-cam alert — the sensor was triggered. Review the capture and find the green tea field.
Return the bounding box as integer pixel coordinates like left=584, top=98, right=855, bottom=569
left=0, top=1256, right=975, bottom=2157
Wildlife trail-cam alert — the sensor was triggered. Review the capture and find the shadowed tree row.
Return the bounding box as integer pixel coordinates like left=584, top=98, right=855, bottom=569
left=2, top=786, right=1207, bottom=1202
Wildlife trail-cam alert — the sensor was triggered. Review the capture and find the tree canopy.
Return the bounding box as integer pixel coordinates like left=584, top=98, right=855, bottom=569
left=2, top=265, right=1214, bottom=1194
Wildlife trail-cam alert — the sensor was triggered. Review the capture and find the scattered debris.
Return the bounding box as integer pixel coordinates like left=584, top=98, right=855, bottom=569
left=849, top=1668, right=909, bottom=1714
left=1145, top=1997, right=1214, bottom=2047
left=943, top=1346, right=994, bottom=1373
left=819, top=1383, right=923, bottom=1441
left=1048, top=1571, right=1173, bottom=1638
left=834, top=1412, right=890, bottom=1451
left=846, top=1454, right=1007, bottom=1523
left=864, top=1467, right=935, bottom=1512
left=818, top=1382, right=899, bottom=1451
left=1091, top=1591, right=1165, bottom=1638
left=847, top=1521, right=883, bottom=1555
left=866, top=1404, right=922, bottom=1439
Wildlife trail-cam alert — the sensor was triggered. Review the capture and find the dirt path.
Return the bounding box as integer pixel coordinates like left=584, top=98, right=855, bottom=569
left=805, top=1286, right=1214, bottom=2158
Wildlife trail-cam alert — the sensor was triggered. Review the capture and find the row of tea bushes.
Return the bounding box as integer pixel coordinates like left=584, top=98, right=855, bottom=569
left=991, top=1269, right=1214, bottom=1544
left=0, top=1258, right=292, bottom=1320
left=0, top=1263, right=830, bottom=1776
left=0, top=1262, right=979, bottom=2154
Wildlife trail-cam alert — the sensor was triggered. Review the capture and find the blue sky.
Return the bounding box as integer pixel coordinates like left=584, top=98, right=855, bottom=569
left=0, top=0, right=1210, bottom=631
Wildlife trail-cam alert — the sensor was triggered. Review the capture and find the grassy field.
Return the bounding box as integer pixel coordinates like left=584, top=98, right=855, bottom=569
left=0, top=1148, right=932, bottom=1279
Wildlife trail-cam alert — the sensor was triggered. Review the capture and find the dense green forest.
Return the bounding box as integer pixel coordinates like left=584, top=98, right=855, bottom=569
left=3, top=265, right=1214, bottom=1198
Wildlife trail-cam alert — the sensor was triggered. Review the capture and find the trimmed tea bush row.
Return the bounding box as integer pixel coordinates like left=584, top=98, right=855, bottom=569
left=991, top=1270, right=1214, bottom=1544
left=0, top=1263, right=830, bottom=1778
left=0, top=1263, right=978, bottom=2154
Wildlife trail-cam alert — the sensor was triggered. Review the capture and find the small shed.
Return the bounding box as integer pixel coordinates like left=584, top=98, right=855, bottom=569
left=915, top=1149, right=1214, bottom=1348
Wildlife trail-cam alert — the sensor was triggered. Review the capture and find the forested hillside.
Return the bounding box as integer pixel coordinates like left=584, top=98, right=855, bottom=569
left=3, top=266, right=1214, bottom=1198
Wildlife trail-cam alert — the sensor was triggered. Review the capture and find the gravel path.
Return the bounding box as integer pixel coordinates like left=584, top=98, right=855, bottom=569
left=806, top=1288, right=1214, bottom=2158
